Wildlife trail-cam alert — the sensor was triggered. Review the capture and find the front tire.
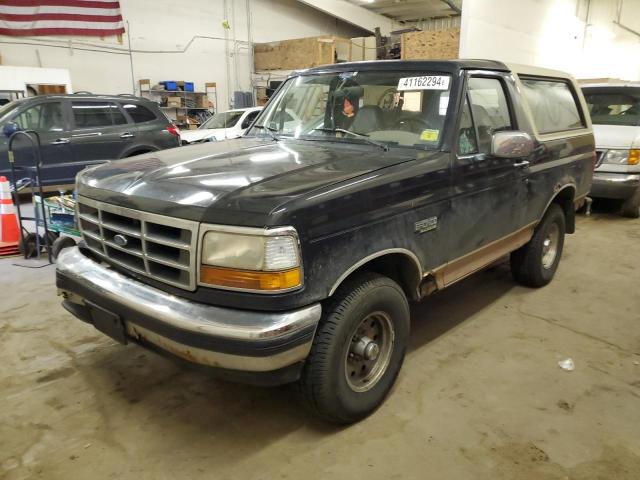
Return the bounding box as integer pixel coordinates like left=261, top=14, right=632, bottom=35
left=621, top=188, right=640, bottom=218
left=511, top=204, right=566, bottom=287
left=297, top=272, right=410, bottom=424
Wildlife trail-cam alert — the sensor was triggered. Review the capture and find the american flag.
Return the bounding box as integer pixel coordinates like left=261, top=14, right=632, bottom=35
left=0, top=0, right=125, bottom=37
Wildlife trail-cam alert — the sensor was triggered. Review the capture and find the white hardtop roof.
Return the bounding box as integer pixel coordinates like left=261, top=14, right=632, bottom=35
left=505, top=63, right=577, bottom=81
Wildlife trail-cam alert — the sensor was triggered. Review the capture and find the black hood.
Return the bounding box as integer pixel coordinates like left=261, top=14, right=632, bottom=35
left=77, top=137, right=417, bottom=225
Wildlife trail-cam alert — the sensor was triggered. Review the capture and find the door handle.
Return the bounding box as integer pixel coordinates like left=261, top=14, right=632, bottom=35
left=120, top=132, right=135, bottom=139
left=51, top=138, right=70, bottom=145
left=513, top=160, right=530, bottom=168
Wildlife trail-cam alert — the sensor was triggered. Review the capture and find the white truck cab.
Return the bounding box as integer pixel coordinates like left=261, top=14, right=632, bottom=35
left=582, top=84, right=640, bottom=217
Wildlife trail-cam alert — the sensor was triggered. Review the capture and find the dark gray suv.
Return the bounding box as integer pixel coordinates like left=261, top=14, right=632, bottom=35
left=0, top=93, right=180, bottom=187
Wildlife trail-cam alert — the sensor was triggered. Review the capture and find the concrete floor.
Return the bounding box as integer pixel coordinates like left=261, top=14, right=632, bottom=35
left=1, top=208, right=639, bottom=480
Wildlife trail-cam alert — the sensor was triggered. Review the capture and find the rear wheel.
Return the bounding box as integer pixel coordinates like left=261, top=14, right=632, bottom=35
left=621, top=188, right=640, bottom=218
left=297, top=272, right=410, bottom=424
left=511, top=204, right=566, bottom=287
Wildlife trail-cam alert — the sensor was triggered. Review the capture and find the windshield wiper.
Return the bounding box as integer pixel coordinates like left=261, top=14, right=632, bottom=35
left=253, top=125, right=279, bottom=141
left=312, top=127, right=388, bottom=151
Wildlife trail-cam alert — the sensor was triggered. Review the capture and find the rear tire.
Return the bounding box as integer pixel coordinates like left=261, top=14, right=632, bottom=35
left=511, top=204, right=566, bottom=288
left=297, top=272, right=410, bottom=424
left=621, top=188, right=640, bottom=218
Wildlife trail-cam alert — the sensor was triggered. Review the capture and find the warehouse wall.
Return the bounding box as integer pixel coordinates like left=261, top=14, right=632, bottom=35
left=460, top=0, right=640, bottom=81
left=0, top=0, right=367, bottom=110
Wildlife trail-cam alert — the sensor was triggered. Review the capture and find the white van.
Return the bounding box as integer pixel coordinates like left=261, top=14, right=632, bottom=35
left=582, top=84, right=640, bottom=217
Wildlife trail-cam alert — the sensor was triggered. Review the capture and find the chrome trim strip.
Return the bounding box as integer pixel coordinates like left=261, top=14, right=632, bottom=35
left=328, top=248, right=423, bottom=297
left=57, top=246, right=321, bottom=342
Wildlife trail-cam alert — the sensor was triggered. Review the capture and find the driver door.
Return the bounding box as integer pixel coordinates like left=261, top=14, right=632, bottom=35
left=8, top=99, right=74, bottom=186
left=446, top=73, right=529, bottom=283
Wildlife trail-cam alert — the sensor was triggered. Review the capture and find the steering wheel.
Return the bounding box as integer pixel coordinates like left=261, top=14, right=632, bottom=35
left=397, top=115, right=434, bottom=133
left=378, top=88, right=397, bottom=111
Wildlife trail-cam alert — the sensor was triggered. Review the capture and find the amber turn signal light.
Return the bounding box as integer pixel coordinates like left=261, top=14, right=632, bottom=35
left=200, top=266, right=302, bottom=291
left=629, top=149, right=640, bottom=166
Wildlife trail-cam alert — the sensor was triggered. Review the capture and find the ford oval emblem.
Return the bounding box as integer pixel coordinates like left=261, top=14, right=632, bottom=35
left=113, top=234, right=128, bottom=247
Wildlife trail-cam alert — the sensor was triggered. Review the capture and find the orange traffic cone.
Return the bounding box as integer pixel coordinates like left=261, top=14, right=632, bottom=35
left=0, top=176, right=20, bottom=257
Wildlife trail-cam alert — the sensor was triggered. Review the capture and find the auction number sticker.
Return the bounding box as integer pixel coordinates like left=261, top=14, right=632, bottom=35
left=397, top=75, right=450, bottom=91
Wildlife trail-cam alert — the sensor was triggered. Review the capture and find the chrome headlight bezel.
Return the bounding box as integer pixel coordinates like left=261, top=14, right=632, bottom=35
left=197, top=223, right=303, bottom=293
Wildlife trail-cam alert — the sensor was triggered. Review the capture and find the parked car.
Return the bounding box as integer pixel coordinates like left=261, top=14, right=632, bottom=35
left=0, top=93, right=180, bottom=188
left=56, top=60, right=594, bottom=423
left=581, top=83, right=640, bottom=217
left=180, top=107, right=262, bottom=144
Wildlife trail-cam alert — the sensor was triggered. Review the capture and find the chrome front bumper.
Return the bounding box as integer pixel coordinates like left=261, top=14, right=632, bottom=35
left=590, top=172, right=640, bottom=200
left=56, top=247, right=321, bottom=377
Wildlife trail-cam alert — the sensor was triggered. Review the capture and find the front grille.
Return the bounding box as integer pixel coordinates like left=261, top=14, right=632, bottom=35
left=77, top=196, right=198, bottom=290
left=595, top=149, right=606, bottom=168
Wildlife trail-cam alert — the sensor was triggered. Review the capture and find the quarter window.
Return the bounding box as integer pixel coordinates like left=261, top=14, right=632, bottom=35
left=122, top=103, right=157, bottom=123
left=457, top=95, right=478, bottom=155
left=519, top=78, right=584, bottom=134
left=14, top=102, right=64, bottom=131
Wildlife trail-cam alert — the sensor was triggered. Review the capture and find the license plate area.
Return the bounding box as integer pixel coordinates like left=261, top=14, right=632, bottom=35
left=86, top=301, right=127, bottom=345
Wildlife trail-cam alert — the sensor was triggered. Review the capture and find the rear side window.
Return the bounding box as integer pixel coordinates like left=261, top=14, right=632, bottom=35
left=122, top=103, right=157, bottom=123
left=519, top=78, right=584, bottom=134
left=72, top=102, right=123, bottom=128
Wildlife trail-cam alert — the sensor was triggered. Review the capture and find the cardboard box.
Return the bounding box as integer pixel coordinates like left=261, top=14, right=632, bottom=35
left=166, top=96, right=182, bottom=108
left=196, top=95, right=209, bottom=109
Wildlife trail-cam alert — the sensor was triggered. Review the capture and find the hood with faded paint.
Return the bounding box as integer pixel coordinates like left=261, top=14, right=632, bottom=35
left=77, top=137, right=417, bottom=225
left=593, top=124, right=640, bottom=150
left=180, top=128, right=241, bottom=143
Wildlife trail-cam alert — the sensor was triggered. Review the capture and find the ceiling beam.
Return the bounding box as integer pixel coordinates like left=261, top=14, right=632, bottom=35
left=297, top=0, right=397, bottom=35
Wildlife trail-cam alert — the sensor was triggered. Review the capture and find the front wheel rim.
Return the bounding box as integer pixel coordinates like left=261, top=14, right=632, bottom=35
left=344, top=311, right=395, bottom=392
left=541, top=223, right=560, bottom=269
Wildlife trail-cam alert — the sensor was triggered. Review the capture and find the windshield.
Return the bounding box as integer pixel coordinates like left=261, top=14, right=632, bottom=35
left=250, top=70, right=453, bottom=149
left=201, top=111, right=244, bottom=129
left=584, top=89, right=640, bottom=127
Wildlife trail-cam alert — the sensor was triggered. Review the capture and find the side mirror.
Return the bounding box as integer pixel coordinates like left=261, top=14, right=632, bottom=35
left=491, top=131, right=534, bottom=159
left=3, top=122, right=21, bottom=138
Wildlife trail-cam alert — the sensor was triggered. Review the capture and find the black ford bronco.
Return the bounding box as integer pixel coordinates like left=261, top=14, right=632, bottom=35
left=56, top=60, right=594, bottom=423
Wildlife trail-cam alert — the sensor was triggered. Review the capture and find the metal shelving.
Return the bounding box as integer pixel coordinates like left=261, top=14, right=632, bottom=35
left=138, top=79, right=218, bottom=129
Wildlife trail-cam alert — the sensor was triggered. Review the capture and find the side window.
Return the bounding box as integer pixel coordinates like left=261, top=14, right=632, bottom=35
left=241, top=111, right=260, bottom=129
left=458, top=95, right=478, bottom=155
left=122, top=103, right=157, bottom=123
left=467, top=77, right=513, bottom=153
left=519, top=78, right=584, bottom=134
left=14, top=102, right=64, bottom=131
left=72, top=102, right=114, bottom=129
left=110, top=104, right=128, bottom=125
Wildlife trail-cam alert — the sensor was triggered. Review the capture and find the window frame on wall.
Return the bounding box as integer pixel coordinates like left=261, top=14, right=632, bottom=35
left=517, top=75, right=587, bottom=136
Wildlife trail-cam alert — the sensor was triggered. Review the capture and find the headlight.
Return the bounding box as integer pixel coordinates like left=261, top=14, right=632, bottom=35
left=200, top=227, right=302, bottom=292
left=602, top=149, right=640, bottom=165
